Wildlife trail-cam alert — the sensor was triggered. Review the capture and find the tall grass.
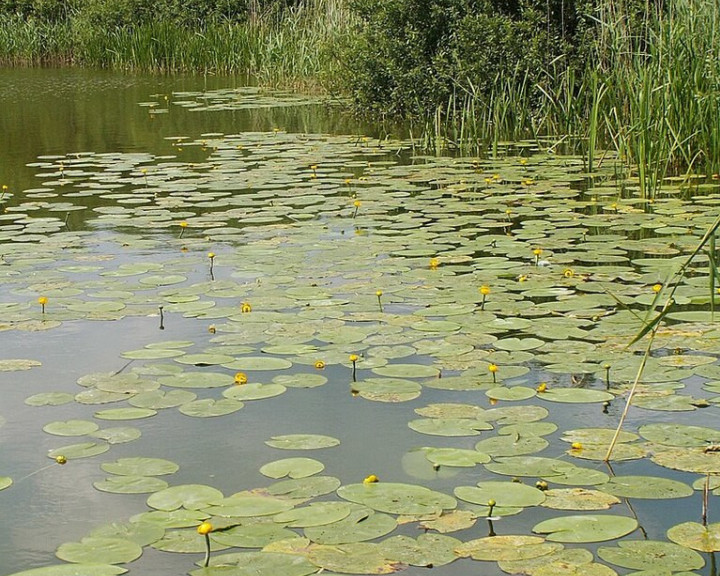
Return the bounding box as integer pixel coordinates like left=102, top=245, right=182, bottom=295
left=0, top=0, right=354, bottom=90
left=428, top=0, right=720, bottom=195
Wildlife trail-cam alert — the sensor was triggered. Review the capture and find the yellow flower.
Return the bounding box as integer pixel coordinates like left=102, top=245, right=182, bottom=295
left=652, top=283, right=662, bottom=293
left=533, top=248, right=543, bottom=256
left=241, top=302, right=252, bottom=313
left=479, top=285, right=490, bottom=296
left=488, top=363, right=498, bottom=373
left=197, top=521, right=213, bottom=535
left=234, top=372, right=248, bottom=385
left=429, top=258, right=440, bottom=270
left=208, top=325, right=216, bottom=334
left=179, top=221, right=188, bottom=228
left=487, top=498, right=497, bottom=507
left=571, top=442, right=583, bottom=450
left=563, top=268, right=574, bottom=278
left=310, top=164, right=317, bottom=171
left=349, top=354, right=359, bottom=363
left=353, top=200, right=362, bottom=208
left=536, top=382, right=547, bottom=393
left=376, top=290, right=383, bottom=297
left=517, top=274, right=527, bottom=282
left=208, top=252, right=215, bottom=259
left=314, top=360, right=326, bottom=370
left=55, top=455, right=67, bottom=465
left=37, top=296, right=48, bottom=305
left=363, top=474, right=379, bottom=484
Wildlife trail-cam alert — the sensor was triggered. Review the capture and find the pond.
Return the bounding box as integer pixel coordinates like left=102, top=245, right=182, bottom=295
left=2, top=66, right=720, bottom=576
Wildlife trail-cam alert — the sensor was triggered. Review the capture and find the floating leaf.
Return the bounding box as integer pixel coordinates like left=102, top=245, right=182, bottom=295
left=306, top=541, right=402, bottom=574
left=274, top=502, right=353, bottom=527
left=597, top=540, right=705, bottom=571
left=211, top=522, right=298, bottom=548
left=455, top=481, right=545, bottom=507
left=1, top=477, right=12, bottom=490
left=47, top=442, right=109, bottom=460
left=638, top=423, right=720, bottom=447
left=146, top=484, right=224, bottom=511
left=456, top=535, right=561, bottom=561
left=190, top=551, right=317, bottom=576
left=266, top=476, right=341, bottom=500
left=179, top=398, right=244, bottom=417
left=25, top=392, right=74, bottom=406
left=602, top=475, right=693, bottom=499
left=667, top=521, right=720, bottom=552
left=379, top=533, right=460, bottom=567
left=541, top=488, right=620, bottom=510
left=533, top=514, right=638, bottom=542
left=408, top=418, right=492, bottom=436
left=538, top=388, right=614, bottom=403
left=259, top=458, right=325, bottom=479
left=56, top=537, right=142, bottom=564
left=101, top=457, right=179, bottom=476
left=3, top=566, right=127, bottom=576
left=203, top=494, right=294, bottom=517
left=418, top=510, right=477, bottom=533
left=304, top=506, right=397, bottom=544
left=265, top=434, right=340, bottom=450
left=223, top=383, right=286, bottom=401
left=43, top=419, right=99, bottom=436
left=93, top=475, right=169, bottom=494
left=337, top=482, right=456, bottom=515
left=94, top=408, right=157, bottom=421
left=423, top=447, right=490, bottom=467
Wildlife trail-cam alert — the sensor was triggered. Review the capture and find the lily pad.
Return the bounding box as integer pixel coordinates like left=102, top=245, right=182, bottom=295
left=602, top=475, right=693, bottom=499
left=667, top=521, right=720, bottom=552
left=455, top=481, right=546, bottom=507
left=146, top=484, right=224, bottom=511
left=456, top=535, right=562, bottom=561
left=533, top=514, right=638, bottom=542
left=259, top=458, right=325, bottom=479
left=43, top=420, right=99, bottom=436
left=56, top=537, right=142, bottom=564
left=190, top=551, right=317, bottom=576
left=178, top=398, right=244, bottom=417
left=101, top=457, right=179, bottom=476
left=304, top=508, right=397, bottom=545
left=337, top=482, right=456, bottom=515
left=47, top=442, right=109, bottom=460
left=265, top=434, right=340, bottom=450
left=93, top=475, right=169, bottom=494
left=597, top=540, right=705, bottom=571
left=4, top=566, right=127, bottom=576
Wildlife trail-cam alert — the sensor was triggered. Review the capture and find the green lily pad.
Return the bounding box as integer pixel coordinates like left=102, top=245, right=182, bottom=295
left=190, top=551, right=317, bottom=576
left=485, top=456, right=575, bottom=478
left=47, top=442, right=109, bottom=460
left=129, top=509, right=207, bottom=528
left=128, top=389, right=197, bottom=409
left=179, top=398, right=244, bottom=417
left=533, top=514, right=638, bottom=542
left=353, top=378, right=422, bottom=402
left=541, top=488, right=620, bottom=510
left=306, top=541, right=402, bottom=574
left=337, top=482, right=456, bottom=515
left=259, top=458, right=325, bottom=479
left=266, top=476, right=342, bottom=500
left=379, top=533, right=460, bottom=567
left=1, top=477, right=12, bottom=490
left=265, top=434, right=340, bottom=450
left=89, top=522, right=165, bottom=547
left=101, top=457, right=179, bottom=476
left=146, top=484, right=224, bottom=511
left=94, top=408, right=157, bottom=420
left=158, top=372, right=234, bottom=388
left=498, top=548, right=596, bottom=576
left=224, top=356, right=293, bottom=371
left=222, top=383, right=286, bottom=401
left=423, top=447, right=490, bottom=467
left=304, top=507, right=397, bottom=544
left=456, top=535, right=562, bottom=561
left=211, top=522, right=298, bottom=548
left=408, top=418, right=492, bottom=436
left=203, top=494, right=294, bottom=517
left=90, top=427, right=142, bottom=444
left=175, top=353, right=236, bottom=366
left=667, top=521, right=720, bottom=552
left=25, top=392, right=75, bottom=406
left=43, top=419, right=100, bottom=436
left=0, top=358, right=42, bottom=371
left=56, top=537, right=142, bottom=564
left=274, top=502, right=353, bottom=527
left=151, top=529, right=230, bottom=554
left=651, top=447, right=720, bottom=474
left=597, top=540, right=705, bottom=571
left=602, top=475, right=693, bottom=499
left=418, top=510, right=477, bottom=533
left=4, top=566, right=127, bottom=576
left=455, top=481, right=546, bottom=507
left=538, top=388, right=614, bottom=403
left=93, top=475, right=169, bottom=494
left=371, top=363, right=440, bottom=378
left=474, top=433, right=549, bottom=457
left=638, top=423, right=720, bottom=446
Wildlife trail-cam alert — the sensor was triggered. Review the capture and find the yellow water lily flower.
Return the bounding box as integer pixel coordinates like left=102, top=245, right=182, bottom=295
left=363, top=474, right=379, bottom=484
left=234, top=372, right=248, bottom=385
left=55, top=455, right=67, bottom=465
left=488, top=363, right=498, bottom=373
left=652, top=283, right=662, bottom=293
left=208, top=325, right=216, bottom=334
left=241, top=302, right=252, bottom=313
left=314, top=360, right=326, bottom=370
left=349, top=354, right=359, bottom=363
left=479, top=285, right=490, bottom=296
left=429, top=258, right=439, bottom=269
left=571, top=442, right=583, bottom=450
left=197, top=521, right=213, bottom=535
left=208, top=252, right=215, bottom=259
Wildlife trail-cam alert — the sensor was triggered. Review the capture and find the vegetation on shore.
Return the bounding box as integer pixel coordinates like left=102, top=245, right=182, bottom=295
left=0, top=0, right=718, bottom=190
